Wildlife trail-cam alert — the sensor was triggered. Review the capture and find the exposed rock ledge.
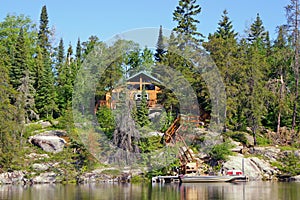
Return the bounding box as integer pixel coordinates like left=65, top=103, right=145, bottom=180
left=223, top=154, right=280, bottom=181
left=28, top=130, right=67, bottom=153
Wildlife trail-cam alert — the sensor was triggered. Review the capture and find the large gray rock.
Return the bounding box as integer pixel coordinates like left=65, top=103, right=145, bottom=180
left=223, top=154, right=279, bottom=181
left=252, top=146, right=281, bottom=162
left=32, top=163, right=49, bottom=171
left=28, top=131, right=67, bottom=153
left=290, top=175, right=300, bottom=182
left=32, top=172, right=57, bottom=184
left=0, top=171, right=25, bottom=184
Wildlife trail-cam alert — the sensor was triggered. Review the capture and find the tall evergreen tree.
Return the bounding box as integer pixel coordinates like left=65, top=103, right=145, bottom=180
left=285, top=0, right=300, bottom=132
left=172, top=0, right=204, bottom=48
left=268, top=26, right=292, bottom=134
left=135, top=89, right=150, bottom=127
left=38, top=6, right=51, bottom=55
left=154, top=25, right=166, bottom=62
left=203, top=10, right=239, bottom=130
left=35, top=5, right=57, bottom=118
left=10, top=27, right=27, bottom=89
left=75, top=38, right=82, bottom=64
left=0, top=44, right=19, bottom=168
left=215, top=10, right=238, bottom=40
left=82, top=35, right=99, bottom=59
left=248, top=13, right=267, bottom=43
left=57, top=38, right=65, bottom=70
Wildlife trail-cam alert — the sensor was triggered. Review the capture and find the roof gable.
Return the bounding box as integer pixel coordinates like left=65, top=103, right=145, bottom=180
left=126, top=71, right=161, bottom=83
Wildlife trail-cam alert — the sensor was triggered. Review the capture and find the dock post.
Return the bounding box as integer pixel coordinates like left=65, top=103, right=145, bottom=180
left=242, top=158, right=245, bottom=175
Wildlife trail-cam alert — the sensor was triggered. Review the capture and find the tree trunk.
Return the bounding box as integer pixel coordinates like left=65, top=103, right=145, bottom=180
left=277, top=74, right=284, bottom=135
left=292, top=0, right=299, bottom=132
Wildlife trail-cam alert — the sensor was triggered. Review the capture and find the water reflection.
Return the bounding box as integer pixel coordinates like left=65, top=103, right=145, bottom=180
left=179, top=182, right=300, bottom=200
left=0, top=182, right=299, bottom=200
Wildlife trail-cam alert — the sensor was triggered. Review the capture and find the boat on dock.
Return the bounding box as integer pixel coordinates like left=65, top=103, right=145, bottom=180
left=179, top=174, right=248, bottom=183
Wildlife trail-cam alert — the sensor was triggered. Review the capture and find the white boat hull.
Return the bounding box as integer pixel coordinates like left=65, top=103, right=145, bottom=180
left=179, top=175, right=247, bottom=183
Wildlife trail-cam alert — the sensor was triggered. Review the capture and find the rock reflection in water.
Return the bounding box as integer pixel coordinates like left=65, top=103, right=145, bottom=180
left=0, top=182, right=299, bottom=200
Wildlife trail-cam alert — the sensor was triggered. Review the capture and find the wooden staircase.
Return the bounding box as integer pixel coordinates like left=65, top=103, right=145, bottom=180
left=164, top=116, right=181, bottom=143
left=164, top=116, right=199, bottom=174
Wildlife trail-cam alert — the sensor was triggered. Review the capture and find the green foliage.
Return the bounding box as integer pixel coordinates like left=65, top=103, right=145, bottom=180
left=96, top=105, right=115, bottom=139
left=276, top=151, right=300, bottom=176
left=248, top=13, right=268, bottom=43
left=225, top=131, right=249, bottom=146
left=138, top=136, right=163, bottom=153
left=130, top=175, right=146, bottom=183
left=160, top=111, right=175, bottom=132
left=134, top=89, right=150, bottom=128
left=154, top=25, right=166, bottom=62
left=35, top=5, right=58, bottom=119
left=173, top=0, right=204, bottom=46
left=208, top=142, right=234, bottom=162
left=256, top=135, right=271, bottom=146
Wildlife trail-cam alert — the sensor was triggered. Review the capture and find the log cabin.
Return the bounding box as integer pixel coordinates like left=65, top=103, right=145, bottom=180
left=95, top=71, right=162, bottom=111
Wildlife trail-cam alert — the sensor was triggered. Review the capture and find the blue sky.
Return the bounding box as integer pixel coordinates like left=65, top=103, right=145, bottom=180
left=0, top=0, right=290, bottom=47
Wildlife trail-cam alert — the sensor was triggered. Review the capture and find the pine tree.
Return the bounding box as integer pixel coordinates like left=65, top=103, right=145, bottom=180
left=203, top=10, right=239, bottom=130
left=268, top=26, right=292, bottom=135
left=286, top=0, right=300, bottom=132
left=140, top=47, right=154, bottom=72
left=75, top=38, right=82, bottom=65
left=173, top=0, right=204, bottom=48
left=135, top=89, right=150, bottom=127
left=38, top=5, right=51, bottom=56
left=0, top=45, right=19, bottom=168
left=248, top=13, right=267, bottom=43
left=16, top=69, right=38, bottom=123
left=10, top=27, right=38, bottom=125
left=10, top=27, right=27, bottom=89
left=35, top=5, right=57, bottom=118
left=56, top=38, right=65, bottom=75
left=215, top=10, right=237, bottom=40
left=154, top=25, right=166, bottom=62
left=82, top=35, right=99, bottom=59
left=66, top=43, right=73, bottom=66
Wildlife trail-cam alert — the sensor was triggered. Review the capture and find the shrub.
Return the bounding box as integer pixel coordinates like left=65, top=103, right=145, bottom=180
left=256, top=135, right=271, bottom=146
left=276, top=151, right=300, bottom=176
left=226, top=131, right=249, bottom=146
left=208, top=142, right=234, bottom=162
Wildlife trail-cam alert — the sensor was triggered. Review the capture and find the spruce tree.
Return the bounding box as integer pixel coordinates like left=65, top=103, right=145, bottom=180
left=203, top=10, right=239, bottom=130
left=35, top=5, right=57, bottom=118
left=0, top=45, right=19, bottom=168
left=57, top=38, right=65, bottom=72
left=10, top=27, right=27, bottom=89
left=248, top=13, right=267, bottom=43
left=38, top=5, right=51, bottom=56
left=215, top=10, right=237, bottom=40
left=286, top=0, right=300, bottom=132
left=154, top=25, right=166, bottom=62
left=269, top=26, right=291, bottom=134
left=135, top=89, right=150, bottom=127
left=75, top=38, right=82, bottom=66
left=173, top=0, right=204, bottom=48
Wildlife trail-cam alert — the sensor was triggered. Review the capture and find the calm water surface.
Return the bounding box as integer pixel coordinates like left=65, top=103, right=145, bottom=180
left=0, top=181, right=299, bottom=200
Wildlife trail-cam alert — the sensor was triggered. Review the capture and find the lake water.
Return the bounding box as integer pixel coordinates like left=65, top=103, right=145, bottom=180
left=0, top=181, right=299, bottom=200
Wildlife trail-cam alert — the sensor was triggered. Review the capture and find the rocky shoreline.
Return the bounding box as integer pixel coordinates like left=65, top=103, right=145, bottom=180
left=1, top=123, right=299, bottom=185
left=1, top=165, right=300, bottom=185
left=0, top=170, right=132, bottom=185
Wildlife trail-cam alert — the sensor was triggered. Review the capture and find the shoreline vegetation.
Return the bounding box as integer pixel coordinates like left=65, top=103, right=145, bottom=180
left=1, top=0, right=300, bottom=185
